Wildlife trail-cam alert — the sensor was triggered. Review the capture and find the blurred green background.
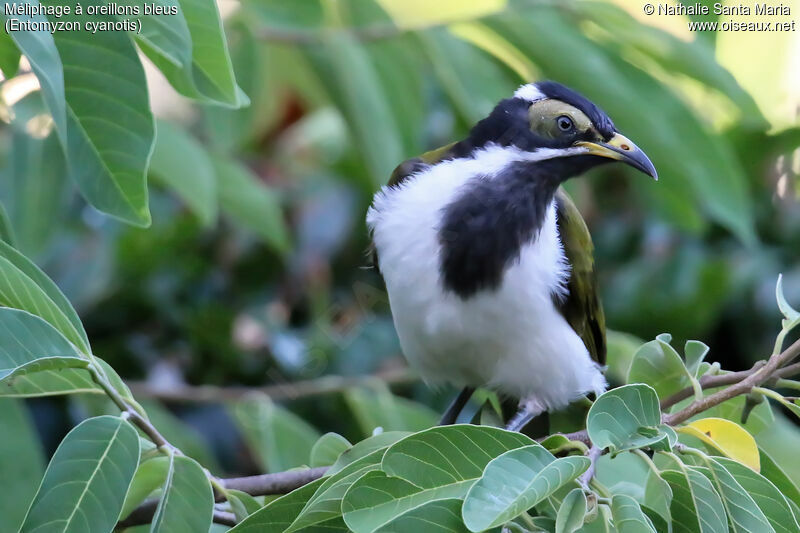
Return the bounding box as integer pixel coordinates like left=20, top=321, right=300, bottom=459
left=1, top=0, right=799, bottom=477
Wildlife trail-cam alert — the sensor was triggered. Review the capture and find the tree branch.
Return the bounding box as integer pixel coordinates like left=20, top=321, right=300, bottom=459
left=558, top=338, right=800, bottom=446
left=116, top=499, right=236, bottom=529
left=126, top=367, right=416, bottom=404
left=116, top=467, right=329, bottom=529
left=223, top=466, right=329, bottom=496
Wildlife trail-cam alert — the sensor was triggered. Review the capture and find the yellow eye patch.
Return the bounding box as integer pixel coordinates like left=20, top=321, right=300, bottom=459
left=528, top=100, right=593, bottom=139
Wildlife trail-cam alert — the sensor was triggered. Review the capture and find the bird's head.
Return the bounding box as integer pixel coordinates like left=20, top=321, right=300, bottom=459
left=464, top=81, right=657, bottom=181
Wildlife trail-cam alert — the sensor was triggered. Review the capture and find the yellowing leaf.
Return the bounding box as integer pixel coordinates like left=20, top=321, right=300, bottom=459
left=678, top=417, right=760, bottom=471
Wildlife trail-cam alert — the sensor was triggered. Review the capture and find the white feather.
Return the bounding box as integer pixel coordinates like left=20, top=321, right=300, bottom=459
left=367, top=144, right=606, bottom=411
left=513, top=83, right=546, bottom=102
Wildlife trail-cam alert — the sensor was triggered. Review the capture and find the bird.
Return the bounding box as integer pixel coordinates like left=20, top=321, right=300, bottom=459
left=367, top=81, right=657, bottom=432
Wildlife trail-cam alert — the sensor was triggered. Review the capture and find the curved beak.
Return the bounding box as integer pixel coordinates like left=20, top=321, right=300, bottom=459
left=576, top=132, right=658, bottom=180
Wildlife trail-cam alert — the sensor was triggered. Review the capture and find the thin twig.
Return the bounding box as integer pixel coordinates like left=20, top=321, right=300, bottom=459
left=126, top=367, right=416, bottom=404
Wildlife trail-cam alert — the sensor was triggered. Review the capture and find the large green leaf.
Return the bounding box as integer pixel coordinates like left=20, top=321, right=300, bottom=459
left=42, top=0, right=154, bottom=226
left=151, top=454, right=214, bottom=533
left=287, top=449, right=386, bottom=531
left=233, top=395, right=319, bottom=473
left=20, top=415, right=140, bottom=533
left=758, top=448, right=800, bottom=511
left=139, top=0, right=244, bottom=107
left=662, top=466, right=727, bottom=533
left=127, top=0, right=192, bottom=69
left=214, top=156, right=290, bottom=255
left=627, top=336, right=693, bottom=400
left=716, top=457, right=800, bottom=533
left=586, top=384, right=668, bottom=453
left=0, top=308, right=86, bottom=373
left=150, top=120, right=217, bottom=225
left=374, top=498, right=469, bottom=533
left=610, top=494, right=656, bottom=533
left=696, top=460, right=773, bottom=533
left=381, top=424, right=534, bottom=488
left=487, top=7, right=755, bottom=243
left=0, top=1, right=67, bottom=143
left=0, top=398, right=44, bottom=532
left=342, top=470, right=472, bottom=533
left=230, top=478, right=325, bottom=533
left=463, top=446, right=589, bottom=531
left=0, top=239, right=88, bottom=353
left=303, top=32, right=404, bottom=188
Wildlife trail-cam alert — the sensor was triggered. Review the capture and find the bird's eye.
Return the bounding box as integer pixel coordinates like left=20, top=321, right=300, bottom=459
left=556, top=115, right=574, bottom=132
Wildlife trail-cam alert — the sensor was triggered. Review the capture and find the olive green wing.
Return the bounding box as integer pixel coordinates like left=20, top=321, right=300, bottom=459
left=370, top=143, right=458, bottom=270
left=554, top=188, right=606, bottom=366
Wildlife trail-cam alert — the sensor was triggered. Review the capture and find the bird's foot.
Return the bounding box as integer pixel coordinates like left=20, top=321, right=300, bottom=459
left=505, top=397, right=546, bottom=432
left=578, top=445, right=602, bottom=490
left=439, top=387, right=475, bottom=425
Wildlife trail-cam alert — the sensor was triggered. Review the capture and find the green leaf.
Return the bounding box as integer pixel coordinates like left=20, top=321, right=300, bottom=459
left=0, top=28, right=20, bottom=78
left=577, top=504, right=614, bottom=533
left=556, top=488, right=587, bottom=533
left=0, top=1, right=67, bottom=143
left=684, top=341, right=710, bottom=378
left=643, top=468, right=672, bottom=526
left=382, top=425, right=534, bottom=487
left=345, top=385, right=438, bottom=435
left=20, top=415, right=140, bottom=533
left=342, top=470, right=472, bottom=533
left=695, top=460, right=773, bottom=533
left=373, top=498, right=469, bottom=533
left=227, top=489, right=263, bottom=522
left=42, top=0, right=154, bottom=226
left=628, top=338, right=693, bottom=400
left=716, top=457, right=800, bottom=533
left=758, top=448, right=800, bottom=511
left=213, top=156, right=290, bottom=255
left=587, top=384, right=667, bottom=453
left=233, top=395, right=319, bottom=472
left=287, top=449, right=386, bottom=531
left=129, top=0, right=192, bottom=68
left=328, top=430, right=410, bottom=475
left=0, top=398, right=44, bottom=532
left=0, top=239, right=89, bottom=353
left=611, top=494, right=656, bottom=533
left=149, top=120, right=217, bottom=225
left=777, top=274, right=800, bottom=327
left=120, top=456, right=170, bottom=521
left=310, top=432, right=352, bottom=468
left=303, top=33, right=404, bottom=188
left=463, top=447, right=589, bottom=532
left=230, top=478, right=325, bottom=532
left=1, top=355, right=89, bottom=382
left=151, top=454, right=214, bottom=533
left=139, top=0, right=245, bottom=107
left=0, top=200, right=16, bottom=247
left=662, top=466, right=727, bottom=533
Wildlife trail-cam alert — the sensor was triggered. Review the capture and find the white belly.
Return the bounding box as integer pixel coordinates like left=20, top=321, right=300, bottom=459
left=367, top=151, right=606, bottom=410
